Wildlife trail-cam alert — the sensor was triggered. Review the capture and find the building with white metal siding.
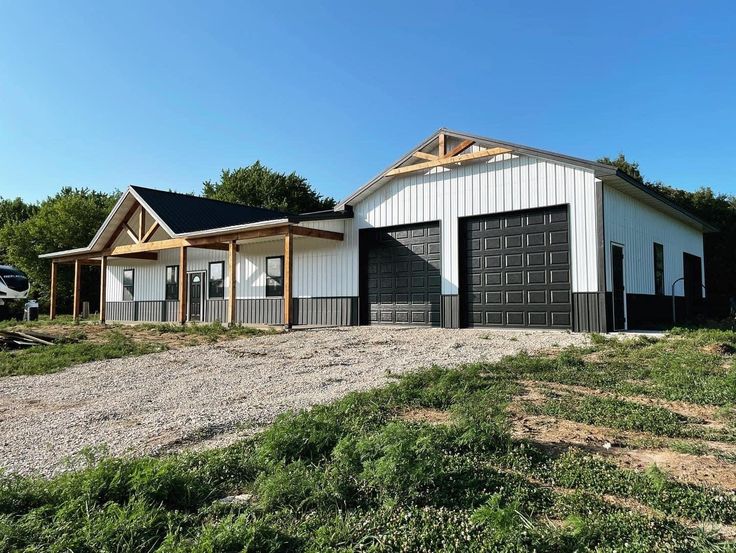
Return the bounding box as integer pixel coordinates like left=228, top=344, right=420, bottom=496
left=41, top=129, right=715, bottom=332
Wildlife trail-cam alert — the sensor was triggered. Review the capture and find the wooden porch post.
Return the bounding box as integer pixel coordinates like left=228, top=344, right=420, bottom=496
left=99, top=256, right=107, bottom=324
left=72, top=259, right=81, bottom=321
left=228, top=240, right=237, bottom=326
left=178, top=246, right=188, bottom=324
left=49, top=261, right=58, bottom=320
left=283, top=228, right=293, bottom=329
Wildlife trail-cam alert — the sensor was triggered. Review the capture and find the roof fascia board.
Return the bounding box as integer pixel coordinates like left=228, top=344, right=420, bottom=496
left=176, top=218, right=293, bottom=239
left=85, top=188, right=133, bottom=252
left=443, top=129, right=617, bottom=174
left=297, top=206, right=354, bottom=222
left=39, top=246, right=94, bottom=259
left=42, top=188, right=136, bottom=259
left=336, top=130, right=442, bottom=209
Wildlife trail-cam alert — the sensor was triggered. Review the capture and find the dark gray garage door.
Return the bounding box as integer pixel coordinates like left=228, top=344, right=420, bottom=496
left=460, top=206, right=571, bottom=328
left=360, top=222, right=441, bottom=325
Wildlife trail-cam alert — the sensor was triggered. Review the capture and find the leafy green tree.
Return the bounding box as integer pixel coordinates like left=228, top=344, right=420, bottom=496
left=203, top=161, right=335, bottom=213
left=597, top=153, right=644, bottom=183
left=0, top=187, right=120, bottom=311
left=0, top=197, right=38, bottom=259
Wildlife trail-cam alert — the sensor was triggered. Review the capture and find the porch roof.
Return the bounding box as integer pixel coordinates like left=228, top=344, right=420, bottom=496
left=40, top=186, right=350, bottom=261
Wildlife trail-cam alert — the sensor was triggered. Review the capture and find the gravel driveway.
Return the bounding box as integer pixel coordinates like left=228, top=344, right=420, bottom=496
left=0, top=326, right=587, bottom=476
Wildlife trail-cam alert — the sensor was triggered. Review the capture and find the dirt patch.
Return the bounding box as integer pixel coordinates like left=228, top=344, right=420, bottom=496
left=539, top=348, right=563, bottom=359
left=581, top=351, right=607, bottom=364
left=398, top=407, right=453, bottom=425
left=523, top=380, right=726, bottom=428
left=510, top=412, right=627, bottom=451
left=612, top=448, right=736, bottom=491
left=701, top=343, right=736, bottom=356
left=494, top=459, right=736, bottom=540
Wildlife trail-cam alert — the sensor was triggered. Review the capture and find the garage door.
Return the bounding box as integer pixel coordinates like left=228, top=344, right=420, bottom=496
left=460, top=206, right=571, bottom=328
left=360, top=222, right=441, bottom=325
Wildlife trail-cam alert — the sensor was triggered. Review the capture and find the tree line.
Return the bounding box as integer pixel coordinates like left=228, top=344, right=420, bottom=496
left=0, top=157, right=732, bottom=317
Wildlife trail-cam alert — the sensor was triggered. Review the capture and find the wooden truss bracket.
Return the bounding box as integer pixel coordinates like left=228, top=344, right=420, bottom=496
left=386, top=146, right=512, bottom=178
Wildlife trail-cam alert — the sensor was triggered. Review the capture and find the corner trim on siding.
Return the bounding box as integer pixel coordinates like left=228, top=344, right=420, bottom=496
left=595, top=180, right=607, bottom=293
left=593, top=180, right=609, bottom=333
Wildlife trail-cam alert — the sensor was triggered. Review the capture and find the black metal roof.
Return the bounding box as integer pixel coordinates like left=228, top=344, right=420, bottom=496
left=131, top=186, right=294, bottom=234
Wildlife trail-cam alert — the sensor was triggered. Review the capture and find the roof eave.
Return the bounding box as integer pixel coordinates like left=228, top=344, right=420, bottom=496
left=298, top=206, right=353, bottom=221
left=175, top=218, right=295, bottom=239
left=39, top=246, right=94, bottom=260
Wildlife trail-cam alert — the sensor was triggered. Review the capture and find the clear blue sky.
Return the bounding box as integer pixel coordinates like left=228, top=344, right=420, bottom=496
left=1, top=1, right=735, bottom=204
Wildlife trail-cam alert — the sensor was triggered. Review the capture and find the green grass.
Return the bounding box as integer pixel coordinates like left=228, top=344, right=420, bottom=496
left=0, top=321, right=272, bottom=377
left=2, top=334, right=736, bottom=552
left=497, top=328, right=736, bottom=406
left=528, top=393, right=693, bottom=437
left=0, top=330, right=166, bottom=377
left=0, top=314, right=77, bottom=330
left=136, top=321, right=274, bottom=342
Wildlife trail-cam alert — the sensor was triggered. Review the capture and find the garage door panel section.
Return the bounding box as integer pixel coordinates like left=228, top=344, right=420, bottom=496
left=361, top=222, right=441, bottom=325
left=460, top=206, right=572, bottom=328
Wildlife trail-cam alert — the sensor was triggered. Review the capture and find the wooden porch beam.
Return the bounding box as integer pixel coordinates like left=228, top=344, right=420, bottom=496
left=283, top=229, right=293, bottom=329
left=108, top=225, right=292, bottom=256
left=72, top=259, right=81, bottom=321
left=197, top=243, right=230, bottom=251
left=445, top=139, right=475, bottom=158
left=110, top=252, right=159, bottom=261
left=438, top=133, right=445, bottom=157
left=227, top=241, right=237, bottom=326
left=99, top=255, right=107, bottom=324
left=290, top=226, right=344, bottom=241
left=385, top=147, right=512, bottom=178
left=49, top=261, right=58, bottom=320
left=178, top=246, right=187, bottom=324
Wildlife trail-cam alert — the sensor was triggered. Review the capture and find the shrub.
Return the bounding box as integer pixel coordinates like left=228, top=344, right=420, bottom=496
left=256, top=406, right=344, bottom=464
left=338, top=422, right=446, bottom=501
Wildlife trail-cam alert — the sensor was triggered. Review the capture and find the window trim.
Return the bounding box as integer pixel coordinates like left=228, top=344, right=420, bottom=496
left=265, top=255, right=285, bottom=297
left=122, top=268, right=135, bottom=302
left=653, top=242, right=664, bottom=296
left=208, top=261, right=225, bottom=299
left=165, top=265, right=179, bottom=301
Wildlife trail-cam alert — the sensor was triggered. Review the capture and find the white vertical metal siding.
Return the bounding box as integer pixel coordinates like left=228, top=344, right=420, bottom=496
left=107, top=248, right=229, bottom=301
left=349, top=153, right=599, bottom=294
left=603, top=184, right=705, bottom=297
left=107, top=219, right=360, bottom=302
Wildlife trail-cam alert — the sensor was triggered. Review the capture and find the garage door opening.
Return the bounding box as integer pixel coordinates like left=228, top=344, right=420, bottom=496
left=459, top=206, right=572, bottom=328
left=359, top=222, right=441, bottom=325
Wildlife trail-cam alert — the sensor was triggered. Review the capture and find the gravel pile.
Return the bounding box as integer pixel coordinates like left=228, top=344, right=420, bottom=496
left=0, top=326, right=588, bottom=476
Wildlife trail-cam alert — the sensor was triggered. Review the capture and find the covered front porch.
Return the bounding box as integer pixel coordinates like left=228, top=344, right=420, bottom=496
left=47, top=222, right=346, bottom=328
